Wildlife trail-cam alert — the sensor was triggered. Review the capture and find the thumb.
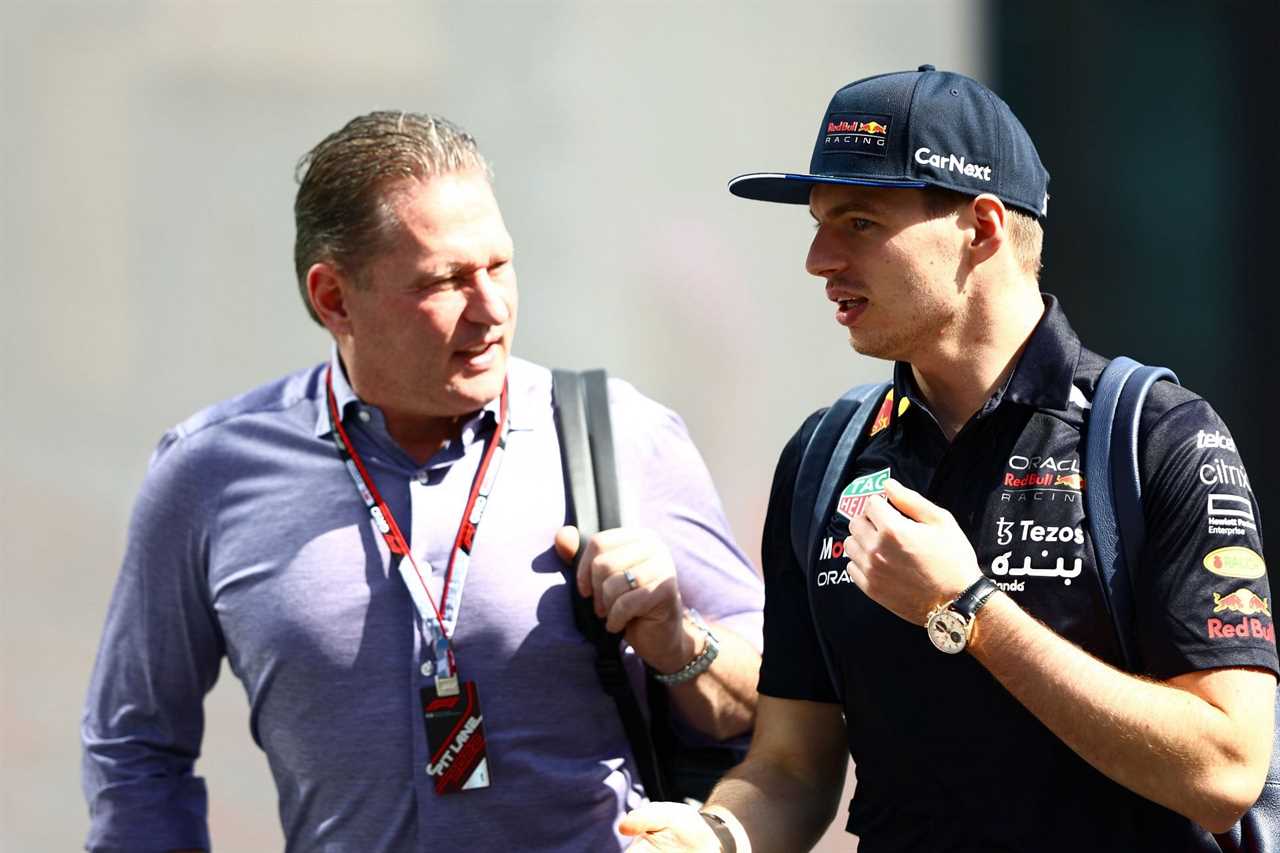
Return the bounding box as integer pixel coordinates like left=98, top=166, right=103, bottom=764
left=883, top=478, right=942, bottom=523
left=554, top=525, right=581, bottom=565
left=618, top=802, right=691, bottom=838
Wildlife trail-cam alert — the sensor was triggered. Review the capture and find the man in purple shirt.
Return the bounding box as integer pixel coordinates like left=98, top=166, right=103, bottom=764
left=81, top=111, right=763, bottom=853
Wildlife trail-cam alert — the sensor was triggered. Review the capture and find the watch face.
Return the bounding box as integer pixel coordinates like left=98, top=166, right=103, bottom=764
left=926, top=610, right=970, bottom=654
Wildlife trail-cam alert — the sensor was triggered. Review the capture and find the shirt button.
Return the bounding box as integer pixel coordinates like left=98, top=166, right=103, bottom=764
left=420, top=661, right=434, bottom=677
left=417, top=471, right=429, bottom=485
left=358, top=410, right=371, bottom=423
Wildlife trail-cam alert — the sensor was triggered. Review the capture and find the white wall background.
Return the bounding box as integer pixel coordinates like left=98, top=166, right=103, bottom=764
left=1, top=2, right=985, bottom=849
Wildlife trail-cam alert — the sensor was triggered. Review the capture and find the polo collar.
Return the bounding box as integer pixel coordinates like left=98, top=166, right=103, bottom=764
left=889, top=293, right=1081, bottom=422
left=1001, top=293, right=1082, bottom=412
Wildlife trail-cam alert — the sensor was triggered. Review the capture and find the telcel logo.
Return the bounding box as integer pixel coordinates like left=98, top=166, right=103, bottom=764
left=1196, top=430, right=1236, bottom=452
left=914, top=147, right=992, bottom=181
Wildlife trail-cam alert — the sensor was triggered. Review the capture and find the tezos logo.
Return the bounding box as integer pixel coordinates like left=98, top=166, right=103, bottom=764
left=914, top=147, right=992, bottom=181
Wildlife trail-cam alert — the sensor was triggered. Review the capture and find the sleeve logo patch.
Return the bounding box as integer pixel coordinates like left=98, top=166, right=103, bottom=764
left=1202, top=546, right=1266, bottom=579
left=837, top=467, right=890, bottom=520
left=1212, top=587, right=1271, bottom=617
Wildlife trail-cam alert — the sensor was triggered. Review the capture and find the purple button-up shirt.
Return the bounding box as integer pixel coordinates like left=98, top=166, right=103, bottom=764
left=82, top=355, right=763, bottom=852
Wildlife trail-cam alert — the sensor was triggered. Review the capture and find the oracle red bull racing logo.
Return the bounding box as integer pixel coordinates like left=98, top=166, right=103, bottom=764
left=836, top=467, right=891, bottom=520
left=1000, top=455, right=1084, bottom=503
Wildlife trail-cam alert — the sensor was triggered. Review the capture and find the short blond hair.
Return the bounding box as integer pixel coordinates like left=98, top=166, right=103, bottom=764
left=922, top=187, right=1043, bottom=280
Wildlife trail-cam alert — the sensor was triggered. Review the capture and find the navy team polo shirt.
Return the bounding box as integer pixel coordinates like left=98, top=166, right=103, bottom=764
left=758, top=294, right=1275, bottom=852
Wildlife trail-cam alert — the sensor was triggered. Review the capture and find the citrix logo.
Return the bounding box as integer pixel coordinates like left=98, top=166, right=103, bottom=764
left=914, top=147, right=992, bottom=181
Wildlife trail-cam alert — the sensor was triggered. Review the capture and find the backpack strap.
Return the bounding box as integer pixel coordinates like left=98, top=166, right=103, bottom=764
left=790, top=381, right=892, bottom=701
left=551, top=368, right=669, bottom=801
left=1083, top=356, right=1178, bottom=671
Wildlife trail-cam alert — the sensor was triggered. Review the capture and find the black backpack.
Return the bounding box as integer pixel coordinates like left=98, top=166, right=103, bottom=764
left=551, top=368, right=746, bottom=804
left=789, top=357, right=1278, bottom=852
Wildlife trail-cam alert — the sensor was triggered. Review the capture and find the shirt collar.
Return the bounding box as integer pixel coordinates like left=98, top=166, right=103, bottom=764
left=889, top=293, right=1081, bottom=421
left=314, top=346, right=532, bottom=441
left=1001, top=293, right=1082, bottom=412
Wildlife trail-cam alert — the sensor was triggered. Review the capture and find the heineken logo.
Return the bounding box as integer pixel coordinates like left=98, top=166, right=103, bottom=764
left=837, top=467, right=890, bottom=520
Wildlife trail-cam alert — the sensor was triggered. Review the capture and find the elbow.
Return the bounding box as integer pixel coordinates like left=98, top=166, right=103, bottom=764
left=1188, top=763, right=1267, bottom=834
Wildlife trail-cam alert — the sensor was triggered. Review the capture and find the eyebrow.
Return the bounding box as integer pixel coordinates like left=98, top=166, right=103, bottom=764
left=810, top=198, right=888, bottom=222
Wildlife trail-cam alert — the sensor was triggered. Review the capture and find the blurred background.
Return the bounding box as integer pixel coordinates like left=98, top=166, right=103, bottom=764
left=2, top=0, right=1276, bottom=850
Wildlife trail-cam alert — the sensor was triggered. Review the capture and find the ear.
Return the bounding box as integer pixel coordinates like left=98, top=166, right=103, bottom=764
left=306, top=262, right=354, bottom=337
left=965, top=194, right=1008, bottom=268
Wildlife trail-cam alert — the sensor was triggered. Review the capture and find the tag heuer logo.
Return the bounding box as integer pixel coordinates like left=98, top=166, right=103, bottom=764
left=836, top=467, right=890, bottom=520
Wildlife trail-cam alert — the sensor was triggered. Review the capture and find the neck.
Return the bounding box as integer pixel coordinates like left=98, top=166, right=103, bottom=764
left=383, top=411, right=465, bottom=466
left=910, top=283, right=1045, bottom=441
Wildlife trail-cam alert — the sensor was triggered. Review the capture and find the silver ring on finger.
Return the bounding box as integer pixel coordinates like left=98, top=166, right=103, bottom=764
left=623, top=569, right=639, bottom=590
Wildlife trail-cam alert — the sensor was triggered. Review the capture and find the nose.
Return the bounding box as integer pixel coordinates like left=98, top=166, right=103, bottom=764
left=805, top=224, right=847, bottom=281
left=464, top=269, right=510, bottom=326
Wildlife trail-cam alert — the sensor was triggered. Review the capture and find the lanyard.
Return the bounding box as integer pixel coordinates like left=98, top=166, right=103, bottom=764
left=325, top=367, right=509, bottom=679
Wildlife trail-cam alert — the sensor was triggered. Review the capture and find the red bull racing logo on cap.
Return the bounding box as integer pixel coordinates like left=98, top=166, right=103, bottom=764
left=823, top=113, right=891, bottom=158
left=837, top=467, right=890, bottom=520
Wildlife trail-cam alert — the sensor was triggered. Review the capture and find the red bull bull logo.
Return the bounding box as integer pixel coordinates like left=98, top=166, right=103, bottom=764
left=870, top=390, right=894, bottom=437
left=1212, top=588, right=1271, bottom=617
left=1054, top=473, right=1084, bottom=490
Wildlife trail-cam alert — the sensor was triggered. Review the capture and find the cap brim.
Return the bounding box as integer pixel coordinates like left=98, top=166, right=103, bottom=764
left=728, top=172, right=929, bottom=204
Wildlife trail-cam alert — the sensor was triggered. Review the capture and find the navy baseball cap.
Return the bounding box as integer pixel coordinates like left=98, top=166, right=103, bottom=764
left=729, top=65, right=1050, bottom=218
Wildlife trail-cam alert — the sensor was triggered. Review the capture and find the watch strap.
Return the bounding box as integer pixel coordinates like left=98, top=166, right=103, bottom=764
left=951, top=576, right=998, bottom=620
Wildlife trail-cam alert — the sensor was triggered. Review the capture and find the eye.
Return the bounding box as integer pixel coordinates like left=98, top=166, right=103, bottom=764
left=850, top=217, right=874, bottom=232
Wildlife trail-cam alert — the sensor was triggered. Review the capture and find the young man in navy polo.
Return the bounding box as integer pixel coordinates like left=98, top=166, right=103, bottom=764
left=622, top=66, right=1275, bottom=852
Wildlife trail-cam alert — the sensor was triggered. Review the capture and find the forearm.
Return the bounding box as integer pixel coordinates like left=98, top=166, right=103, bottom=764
left=970, top=591, right=1270, bottom=831
left=702, top=749, right=845, bottom=853
left=664, top=621, right=760, bottom=741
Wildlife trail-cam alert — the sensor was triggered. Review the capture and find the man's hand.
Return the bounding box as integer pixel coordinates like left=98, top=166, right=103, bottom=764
left=620, top=802, right=725, bottom=851
left=841, top=478, right=982, bottom=625
left=554, top=526, right=694, bottom=674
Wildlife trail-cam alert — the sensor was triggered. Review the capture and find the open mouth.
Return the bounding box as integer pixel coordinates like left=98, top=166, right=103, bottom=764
left=834, top=297, right=868, bottom=326
left=456, top=340, right=502, bottom=369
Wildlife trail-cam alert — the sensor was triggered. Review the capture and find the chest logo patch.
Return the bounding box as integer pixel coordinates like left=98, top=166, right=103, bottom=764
left=1203, top=547, right=1266, bottom=579
left=869, top=391, right=894, bottom=437
left=837, top=467, right=891, bottom=521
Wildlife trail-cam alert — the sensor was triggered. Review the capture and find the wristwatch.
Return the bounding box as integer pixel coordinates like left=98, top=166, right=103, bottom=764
left=653, top=609, right=719, bottom=684
left=925, top=576, right=998, bottom=654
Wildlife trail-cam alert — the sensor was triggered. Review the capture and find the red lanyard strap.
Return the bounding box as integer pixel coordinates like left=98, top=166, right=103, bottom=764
left=325, top=368, right=509, bottom=669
